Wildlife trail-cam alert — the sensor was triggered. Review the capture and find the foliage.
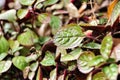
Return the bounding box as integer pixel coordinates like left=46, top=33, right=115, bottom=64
left=0, top=0, right=120, bottom=80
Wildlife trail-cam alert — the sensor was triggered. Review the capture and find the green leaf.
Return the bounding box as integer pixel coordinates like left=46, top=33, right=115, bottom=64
left=49, top=68, right=57, bottom=80
left=0, top=60, right=12, bottom=74
left=43, top=0, right=58, bottom=6
left=93, top=72, right=107, bottom=80
left=12, top=56, right=29, bottom=70
left=0, top=36, right=9, bottom=53
left=40, top=51, right=55, bottom=66
left=68, top=61, right=77, bottom=71
left=88, top=55, right=105, bottom=67
left=102, top=64, right=118, bottom=80
left=0, top=53, right=7, bottom=61
left=36, top=67, right=43, bottom=80
left=17, top=29, right=38, bottom=46
left=30, top=61, right=38, bottom=72
left=19, top=0, right=35, bottom=5
left=28, top=71, right=35, bottom=80
left=50, top=15, right=62, bottom=34
left=17, top=9, right=29, bottom=19
left=108, top=1, right=120, bottom=26
left=77, top=51, right=95, bottom=73
left=100, top=34, right=113, bottom=59
left=54, top=24, right=85, bottom=49
left=0, top=9, right=16, bottom=22
left=38, top=36, right=50, bottom=45
left=38, top=13, right=51, bottom=24
left=83, top=42, right=101, bottom=49
left=61, top=48, right=82, bottom=62
left=9, top=39, right=22, bottom=53
left=26, top=52, right=41, bottom=63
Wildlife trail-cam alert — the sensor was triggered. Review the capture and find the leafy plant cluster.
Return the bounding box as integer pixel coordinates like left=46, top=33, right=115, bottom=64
left=0, top=0, right=120, bottom=80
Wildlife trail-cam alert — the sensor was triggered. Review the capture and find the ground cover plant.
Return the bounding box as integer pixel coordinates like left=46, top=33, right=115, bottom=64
left=0, top=0, right=120, bottom=80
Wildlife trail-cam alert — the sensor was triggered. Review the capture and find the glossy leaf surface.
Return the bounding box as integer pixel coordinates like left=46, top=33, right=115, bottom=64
left=100, top=34, right=113, bottom=59
left=0, top=60, right=12, bottom=74
left=0, top=9, right=16, bottom=21
left=0, top=36, right=9, bottom=53
left=61, top=48, right=82, bottom=62
left=12, top=56, right=29, bottom=70
left=54, top=24, right=85, bottom=49
left=17, top=29, right=38, bottom=46
left=40, top=51, right=55, bottom=66
left=77, top=51, right=95, bottom=73
left=102, top=64, right=118, bottom=80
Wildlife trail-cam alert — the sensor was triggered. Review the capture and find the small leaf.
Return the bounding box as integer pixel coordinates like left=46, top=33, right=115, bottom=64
left=17, top=29, right=38, bottom=46
left=12, top=56, right=29, bottom=70
left=30, top=61, right=38, bottom=72
left=17, top=9, right=29, bottom=19
left=88, top=55, right=105, bottom=67
left=50, top=15, right=62, bottom=34
left=38, top=36, right=50, bottom=45
left=43, top=0, right=58, bottom=6
left=102, top=64, right=118, bottom=80
left=93, top=72, right=107, bottom=80
left=68, top=61, right=77, bottom=71
left=9, top=39, right=22, bottom=53
left=100, top=34, right=113, bottom=59
left=28, top=71, right=35, bottom=80
left=108, top=1, right=120, bottom=26
left=0, top=36, right=9, bottom=54
left=0, top=60, right=12, bottom=74
left=54, top=24, right=85, bottom=49
left=36, top=66, right=43, bottom=80
left=0, top=53, right=7, bottom=61
left=0, top=9, right=16, bottom=22
left=49, top=68, right=57, bottom=80
left=26, top=52, right=41, bottom=63
left=40, top=51, right=55, bottom=66
left=38, top=13, right=51, bottom=24
left=83, top=42, right=101, bottom=49
left=19, top=0, right=35, bottom=5
left=61, top=48, right=82, bottom=62
left=77, top=51, right=95, bottom=73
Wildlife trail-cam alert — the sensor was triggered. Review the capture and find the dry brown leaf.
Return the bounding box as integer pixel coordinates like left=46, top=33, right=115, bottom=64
left=107, top=0, right=118, bottom=19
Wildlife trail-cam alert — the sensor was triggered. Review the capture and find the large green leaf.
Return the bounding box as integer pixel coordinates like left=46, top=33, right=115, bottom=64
left=0, top=9, right=16, bottom=22
left=54, top=24, right=85, bottom=49
left=12, top=56, right=29, bottom=70
left=77, top=51, right=95, bottom=73
left=100, top=34, right=113, bottom=59
left=93, top=72, right=107, bottom=80
left=40, top=51, right=55, bottom=66
left=17, top=29, right=38, bottom=46
left=19, top=0, right=35, bottom=5
left=61, top=48, right=82, bottom=62
left=0, top=60, right=12, bottom=74
left=102, top=64, right=118, bottom=80
left=108, top=1, right=120, bottom=26
left=0, top=36, right=9, bottom=54
left=17, top=9, right=29, bottom=19
left=43, top=0, right=59, bottom=6
left=50, top=15, right=62, bottom=34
